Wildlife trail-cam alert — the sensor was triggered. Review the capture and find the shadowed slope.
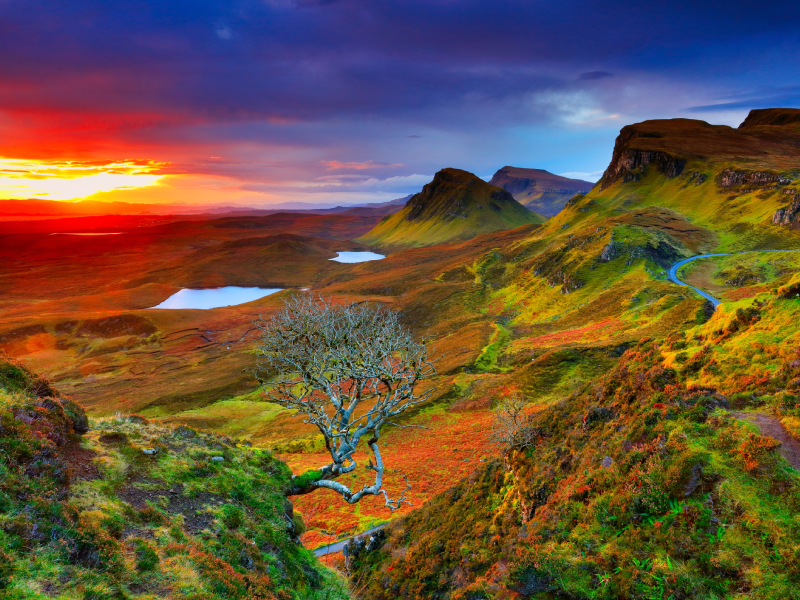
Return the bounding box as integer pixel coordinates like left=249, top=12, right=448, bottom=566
left=489, top=166, right=594, bottom=216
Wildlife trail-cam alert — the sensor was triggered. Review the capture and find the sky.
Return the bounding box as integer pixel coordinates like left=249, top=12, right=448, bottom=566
left=1, top=0, right=799, bottom=207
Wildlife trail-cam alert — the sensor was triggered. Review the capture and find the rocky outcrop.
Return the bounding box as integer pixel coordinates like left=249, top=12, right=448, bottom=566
left=772, top=196, right=800, bottom=228
left=600, top=127, right=685, bottom=189
left=599, top=241, right=624, bottom=262
left=717, top=168, right=792, bottom=188
left=685, top=171, right=708, bottom=186
left=598, top=239, right=683, bottom=269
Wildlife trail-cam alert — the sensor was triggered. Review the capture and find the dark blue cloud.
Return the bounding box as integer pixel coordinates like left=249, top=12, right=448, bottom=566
left=579, top=72, right=614, bottom=81
left=1, top=1, right=797, bottom=116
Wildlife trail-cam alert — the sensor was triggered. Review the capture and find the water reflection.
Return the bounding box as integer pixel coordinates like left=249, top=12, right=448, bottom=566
left=329, top=251, right=385, bottom=263
left=150, top=287, right=283, bottom=309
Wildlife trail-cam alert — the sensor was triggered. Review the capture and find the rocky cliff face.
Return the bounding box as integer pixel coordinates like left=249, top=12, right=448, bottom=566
left=600, top=127, right=686, bottom=189
left=773, top=195, right=800, bottom=228
left=717, top=168, right=793, bottom=188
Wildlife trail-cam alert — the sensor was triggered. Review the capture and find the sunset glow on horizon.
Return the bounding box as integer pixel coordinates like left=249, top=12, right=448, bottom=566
left=0, top=1, right=797, bottom=208
left=0, top=158, right=167, bottom=201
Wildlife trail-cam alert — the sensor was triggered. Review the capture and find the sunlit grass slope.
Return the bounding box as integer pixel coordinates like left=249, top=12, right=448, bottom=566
left=457, top=110, right=800, bottom=393
left=357, top=168, right=545, bottom=249
left=0, top=353, right=347, bottom=600
left=348, top=283, right=800, bottom=599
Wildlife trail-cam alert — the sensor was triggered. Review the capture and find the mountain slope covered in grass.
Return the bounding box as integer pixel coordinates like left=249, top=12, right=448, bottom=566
left=357, top=168, right=545, bottom=249
left=4, top=110, right=800, bottom=600
left=340, top=110, right=800, bottom=599
left=347, top=285, right=800, bottom=599
left=488, top=166, right=594, bottom=216
left=0, top=353, right=347, bottom=600
left=452, top=110, right=800, bottom=390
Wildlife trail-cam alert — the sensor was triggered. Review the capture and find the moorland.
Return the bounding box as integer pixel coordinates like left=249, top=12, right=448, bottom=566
left=2, top=108, right=800, bottom=599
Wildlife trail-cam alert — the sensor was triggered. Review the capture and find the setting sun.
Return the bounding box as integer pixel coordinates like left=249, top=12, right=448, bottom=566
left=0, top=158, right=166, bottom=201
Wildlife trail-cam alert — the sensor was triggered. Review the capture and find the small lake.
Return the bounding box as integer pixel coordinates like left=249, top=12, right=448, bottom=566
left=150, top=287, right=283, bottom=310
left=329, top=251, right=385, bottom=263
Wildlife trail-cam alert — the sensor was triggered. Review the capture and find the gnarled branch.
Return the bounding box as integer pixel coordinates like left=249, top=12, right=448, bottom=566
left=254, top=294, right=436, bottom=510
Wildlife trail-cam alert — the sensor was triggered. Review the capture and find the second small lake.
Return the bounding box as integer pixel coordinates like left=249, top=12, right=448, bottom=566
left=329, top=251, right=385, bottom=263
left=150, top=287, right=283, bottom=309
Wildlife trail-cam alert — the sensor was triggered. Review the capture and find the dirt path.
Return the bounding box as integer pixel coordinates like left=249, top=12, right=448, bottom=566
left=732, top=412, right=800, bottom=470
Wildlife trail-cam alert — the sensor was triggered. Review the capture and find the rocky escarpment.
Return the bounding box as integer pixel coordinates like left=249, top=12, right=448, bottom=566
left=600, top=127, right=686, bottom=189
left=717, top=168, right=793, bottom=188
left=773, top=195, right=800, bottom=228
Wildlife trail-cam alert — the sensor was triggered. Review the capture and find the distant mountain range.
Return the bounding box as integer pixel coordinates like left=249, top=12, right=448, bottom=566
left=488, top=166, right=594, bottom=216
left=0, top=196, right=413, bottom=219
left=357, top=168, right=545, bottom=248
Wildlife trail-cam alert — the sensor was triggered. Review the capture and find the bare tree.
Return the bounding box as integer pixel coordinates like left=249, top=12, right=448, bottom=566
left=254, top=295, right=436, bottom=510
left=489, top=393, right=539, bottom=456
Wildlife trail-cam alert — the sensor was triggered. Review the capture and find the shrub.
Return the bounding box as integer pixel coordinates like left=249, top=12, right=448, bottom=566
left=221, top=505, right=244, bottom=530
left=736, top=432, right=781, bottom=472
left=0, top=550, right=13, bottom=590
left=133, top=539, right=159, bottom=572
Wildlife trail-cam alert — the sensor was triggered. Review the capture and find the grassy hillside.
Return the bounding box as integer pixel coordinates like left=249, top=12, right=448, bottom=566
left=4, top=111, right=800, bottom=573
left=443, top=111, right=800, bottom=393
left=347, top=284, right=800, bottom=599
left=357, top=168, right=545, bottom=249
left=488, top=166, right=594, bottom=217
left=0, top=353, right=348, bottom=600
left=128, top=234, right=367, bottom=289
left=334, top=111, right=800, bottom=597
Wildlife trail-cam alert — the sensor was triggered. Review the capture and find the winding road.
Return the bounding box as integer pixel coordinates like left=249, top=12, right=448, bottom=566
left=312, top=524, right=385, bottom=557
left=306, top=249, right=800, bottom=557
left=667, top=249, right=800, bottom=308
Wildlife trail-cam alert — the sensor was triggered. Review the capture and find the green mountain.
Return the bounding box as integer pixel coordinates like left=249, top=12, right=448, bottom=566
left=342, top=110, right=800, bottom=600
left=586, top=108, right=800, bottom=250
left=489, top=166, right=595, bottom=216
left=356, top=168, right=545, bottom=248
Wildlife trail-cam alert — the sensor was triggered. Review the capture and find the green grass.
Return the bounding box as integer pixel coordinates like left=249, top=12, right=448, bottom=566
left=346, top=330, right=800, bottom=600
left=473, top=323, right=511, bottom=372
left=0, top=354, right=350, bottom=600
left=357, top=169, right=544, bottom=248
left=159, top=391, right=290, bottom=439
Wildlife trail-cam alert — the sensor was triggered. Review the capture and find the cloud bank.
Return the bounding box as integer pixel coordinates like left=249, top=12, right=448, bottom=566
left=0, top=0, right=798, bottom=204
